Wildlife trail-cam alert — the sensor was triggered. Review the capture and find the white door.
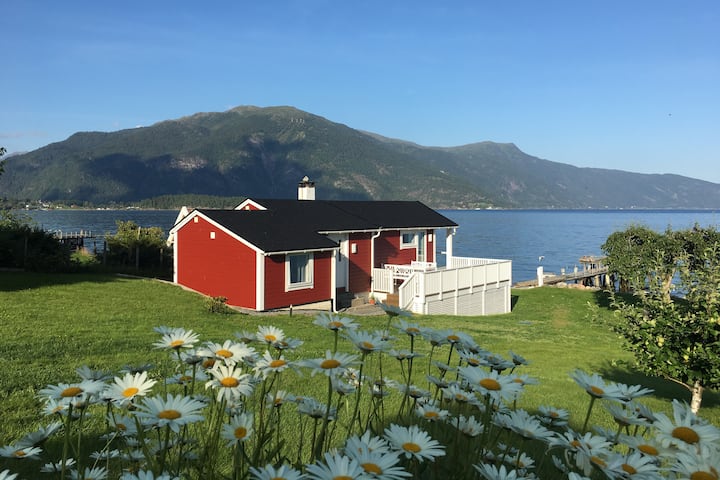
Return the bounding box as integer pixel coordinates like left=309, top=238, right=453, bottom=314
left=328, top=234, right=348, bottom=290
left=417, top=232, right=426, bottom=262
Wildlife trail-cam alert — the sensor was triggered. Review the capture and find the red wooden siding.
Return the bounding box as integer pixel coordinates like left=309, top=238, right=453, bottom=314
left=263, top=251, right=334, bottom=310
left=376, top=230, right=415, bottom=266
left=176, top=216, right=257, bottom=309
left=426, top=229, right=434, bottom=263
left=348, top=233, right=373, bottom=293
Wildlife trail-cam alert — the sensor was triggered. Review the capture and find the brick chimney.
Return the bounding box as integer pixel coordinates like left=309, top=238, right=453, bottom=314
left=298, top=176, right=315, bottom=200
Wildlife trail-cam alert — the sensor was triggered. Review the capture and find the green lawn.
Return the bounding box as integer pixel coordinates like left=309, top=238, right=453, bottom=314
left=1, top=271, right=718, bottom=477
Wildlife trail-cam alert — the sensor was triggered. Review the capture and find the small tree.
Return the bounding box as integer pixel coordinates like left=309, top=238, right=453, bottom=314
left=607, top=225, right=720, bottom=412
left=105, top=220, right=169, bottom=272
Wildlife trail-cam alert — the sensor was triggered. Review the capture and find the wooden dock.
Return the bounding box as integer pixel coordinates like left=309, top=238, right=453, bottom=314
left=514, top=255, right=610, bottom=288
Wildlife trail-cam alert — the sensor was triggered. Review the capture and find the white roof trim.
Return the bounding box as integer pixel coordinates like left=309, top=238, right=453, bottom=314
left=171, top=210, right=264, bottom=254
left=235, top=199, right=267, bottom=211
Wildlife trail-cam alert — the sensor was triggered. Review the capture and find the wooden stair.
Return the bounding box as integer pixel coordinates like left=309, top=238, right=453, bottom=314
left=385, top=293, right=399, bottom=307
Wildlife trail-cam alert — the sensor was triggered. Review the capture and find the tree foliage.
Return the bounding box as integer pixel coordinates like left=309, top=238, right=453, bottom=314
left=0, top=146, right=6, bottom=177
left=604, top=225, right=720, bottom=412
left=105, top=220, right=171, bottom=274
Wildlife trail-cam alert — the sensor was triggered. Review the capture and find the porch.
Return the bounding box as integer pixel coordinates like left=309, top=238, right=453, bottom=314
left=371, top=256, right=512, bottom=316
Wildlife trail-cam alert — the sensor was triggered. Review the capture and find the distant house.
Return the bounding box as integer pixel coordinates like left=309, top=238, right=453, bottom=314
left=169, top=178, right=512, bottom=315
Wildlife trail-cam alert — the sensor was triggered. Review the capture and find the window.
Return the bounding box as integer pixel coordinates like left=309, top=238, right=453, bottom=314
left=286, top=253, right=313, bottom=290
left=401, top=231, right=418, bottom=249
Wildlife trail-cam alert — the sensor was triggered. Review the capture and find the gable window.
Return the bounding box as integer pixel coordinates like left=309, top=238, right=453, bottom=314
left=401, top=231, right=418, bottom=249
left=286, top=253, right=314, bottom=290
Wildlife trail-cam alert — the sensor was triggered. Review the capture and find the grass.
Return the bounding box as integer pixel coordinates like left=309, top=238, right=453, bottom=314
left=1, top=271, right=718, bottom=478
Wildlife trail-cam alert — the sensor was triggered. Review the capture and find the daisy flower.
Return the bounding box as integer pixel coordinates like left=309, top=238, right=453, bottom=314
left=484, top=354, right=515, bottom=373
left=305, top=451, right=364, bottom=480
left=393, top=319, right=422, bottom=337
left=604, top=402, right=649, bottom=430
left=107, top=413, right=138, bottom=436
left=75, top=365, right=113, bottom=382
left=454, top=415, right=484, bottom=437
left=16, top=421, right=62, bottom=447
left=205, top=364, right=254, bottom=402
left=253, top=350, right=296, bottom=379
left=256, top=325, right=285, bottom=344
left=458, top=350, right=487, bottom=368
left=398, top=384, right=431, bottom=401
left=474, top=463, right=528, bottom=480
left=104, top=371, right=157, bottom=407
left=437, top=328, right=474, bottom=348
left=69, top=466, right=108, bottom=480
left=415, top=403, right=449, bottom=423
left=166, top=369, right=206, bottom=387
left=0, top=470, right=17, bottom=480
left=313, top=312, right=359, bottom=331
left=377, top=303, right=411, bottom=319
left=345, top=329, right=390, bottom=354
left=494, top=409, right=555, bottom=442
left=153, top=328, right=200, bottom=351
left=388, top=349, right=421, bottom=361
left=0, top=444, right=42, bottom=459
left=302, top=350, right=361, bottom=377
left=383, top=424, right=446, bottom=462
left=221, top=412, right=253, bottom=446
left=671, top=446, right=720, bottom=480
left=345, top=448, right=411, bottom=479
left=272, top=337, right=304, bottom=351
left=570, top=369, right=623, bottom=401
left=297, top=397, right=336, bottom=420
left=653, top=401, right=720, bottom=451
left=620, top=433, right=672, bottom=459
left=134, top=393, right=205, bottom=433
left=509, top=351, right=529, bottom=368
left=38, top=379, right=106, bottom=404
left=344, top=430, right=391, bottom=456
left=549, top=431, right=613, bottom=476
left=120, top=471, right=180, bottom=480
left=537, top=405, right=570, bottom=428
left=332, top=377, right=357, bottom=396
left=197, top=340, right=256, bottom=366
left=249, top=463, right=305, bottom=480
left=458, top=366, right=524, bottom=405
left=614, top=382, right=654, bottom=404
left=40, top=458, right=76, bottom=473
left=266, top=389, right=290, bottom=408
left=234, top=330, right=257, bottom=344
left=603, top=451, right=661, bottom=479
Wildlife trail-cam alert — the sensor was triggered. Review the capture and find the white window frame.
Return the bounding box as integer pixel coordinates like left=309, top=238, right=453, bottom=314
left=400, top=230, right=418, bottom=249
left=286, top=252, right=314, bottom=291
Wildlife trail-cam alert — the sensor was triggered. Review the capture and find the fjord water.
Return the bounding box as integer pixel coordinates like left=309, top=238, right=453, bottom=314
left=21, top=209, right=720, bottom=284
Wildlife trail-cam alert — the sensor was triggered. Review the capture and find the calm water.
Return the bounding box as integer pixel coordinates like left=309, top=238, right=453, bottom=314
left=19, top=208, right=720, bottom=283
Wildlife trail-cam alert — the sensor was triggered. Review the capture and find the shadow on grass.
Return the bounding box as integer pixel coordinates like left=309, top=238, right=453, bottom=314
left=595, top=359, right=720, bottom=409
left=0, top=271, right=128, bottom=292
left=510, top=294, right=520, bottom=311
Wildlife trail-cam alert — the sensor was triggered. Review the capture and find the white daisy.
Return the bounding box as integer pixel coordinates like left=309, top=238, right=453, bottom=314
left=197, top=339, right=256, bottom=366
left=69, top=466, right=108, bottom=480
left=313, top=312, right=359, bottom=331
left=345, top=448, right=411, bottom=479
left=305, top=451, right=364, bottom=480
left=120, top=471, right=180, bottom=480
left=205, top=364, right=254, bottom=402
left=344, top=430, right=391, bottom=456
left=0, top=469, right=18, bottom=480
left=455, top=415, right=484, bottom=438
left=415, top=403, right=449, bottom=423
left=249, top=463, right=304, bottom=480
left=570, top=369, right=624, bottom=401
left=302, top=350, right=361, bottom=377
left=16, top=421, right=62, bottom=447
left=134, top=394, right=205, bottom=433
left=653, top=399, right=720, bottom=451
left=383, top=424, right=446, bottom=462
left=393, top=319, right=422, bottom=337
left=345, top=329, right=391, bottom=354
left=494, top=409, right=555, bottom=442
left=256, top=325, right=285, bottom=344
left=458, top=366, right=524, bottom=405
left=104, top=371, right=157, bottom=407
left=0, top=444, right=42, bottom=459
left=153, top=328, right=200, bottom=351
left=253, top=350, right=297, bottom=379
left=474, top=463, right=529, bottom=480
left=221, top=412, right=253, bottom=446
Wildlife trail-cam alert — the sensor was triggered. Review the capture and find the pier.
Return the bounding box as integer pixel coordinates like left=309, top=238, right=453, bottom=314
left=514, top=255, right=610, bottom=288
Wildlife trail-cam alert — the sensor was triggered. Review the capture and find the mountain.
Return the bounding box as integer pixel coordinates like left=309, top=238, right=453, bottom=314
left=2, top=105, right=719, bottom=209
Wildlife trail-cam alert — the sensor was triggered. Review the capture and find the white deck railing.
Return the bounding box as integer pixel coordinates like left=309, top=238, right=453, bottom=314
left=373, top=258, right=512, bottom=314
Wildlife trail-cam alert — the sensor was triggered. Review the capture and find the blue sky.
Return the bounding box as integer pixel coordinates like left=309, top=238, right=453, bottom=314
left=2, top=1, right=719, bottom=183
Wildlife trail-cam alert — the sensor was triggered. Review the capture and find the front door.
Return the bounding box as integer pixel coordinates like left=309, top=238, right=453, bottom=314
left=328, top=234, right=348, bottom=290
left=417, top=232, right=425, bottom=263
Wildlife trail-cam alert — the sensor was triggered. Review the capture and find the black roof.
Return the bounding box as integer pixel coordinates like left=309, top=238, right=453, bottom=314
left=195, top=199, right=457, bottom=254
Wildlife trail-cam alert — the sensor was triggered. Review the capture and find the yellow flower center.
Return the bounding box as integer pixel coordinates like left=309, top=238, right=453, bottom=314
left=637, top=444, right=659, bottom=456
left=690, top=472, right=717, bottom=480
left=622, top=464, right=637, bottom=475
left=270, top=477, right=284, bottom=480
left=549, top=411, right=559, bottom=418
left=570, top=440, right=582, bottom=449
left=170, top=339, right=185, bottom=348
left=672, top=426, right=700, bottom=444
left=333, top=477, right=353, bottom=480
left=321, top=359, right=341, bottom=369
left=14, top=450, right=26, bottom=457
left=123, top=387, right=140, bottom=398
left=402, top=442, right=421, bottom=453
left=116, top=423, right=127, bottom=431
left=424, top=411, right=439, bottom=419
left=216, top=349, right=233, bottom=358
left=234, top=427, right=248, bottom=439
left=590, top=456, right=606, bottom=468
left=264, top=334, right=277, bottom=342
left=270, top=359, right=287, bottom=368
left=203, top=359, right=216, bottom=369
left=362, top=463, right=383, bottom=474
left=329, top=321, right=344, bottom=329
left=179, top=375, right=193, bottom=383
left=158, top=409, right=181, bottom=420
left=455, top=393, right=468, bottom=402
left=361, top=341, right=375, bottom=350
left=589, top=385, right=604, bottom=396
left=221, top=377, right=240, bottom=388
left=468, top=358, right=480, bottom=366
left=407, top=327, right=420, bottom=334
left=61, top=386, right=83, bottom=397
left=447, top=334, right=460, bottom=342
left=479, top=378, right=501, bottom=391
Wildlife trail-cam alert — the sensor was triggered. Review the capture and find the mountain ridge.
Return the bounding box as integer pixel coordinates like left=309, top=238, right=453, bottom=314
left=2, top=105, right=719, bottom=209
